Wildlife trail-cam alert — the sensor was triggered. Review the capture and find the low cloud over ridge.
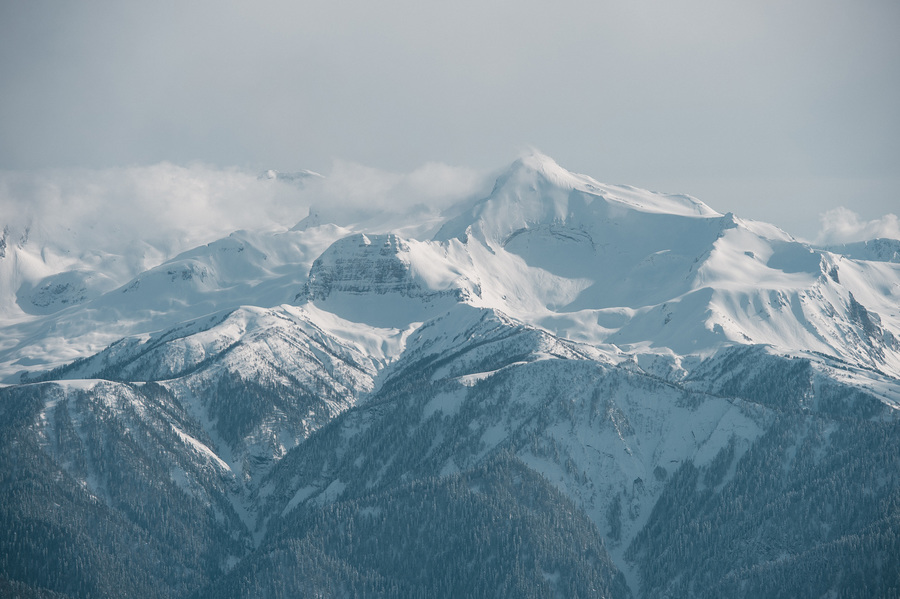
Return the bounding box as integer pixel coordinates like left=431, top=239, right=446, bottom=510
left=816, top=207, right=900, bottom=245
left=0, top=160, right=490, bottom=277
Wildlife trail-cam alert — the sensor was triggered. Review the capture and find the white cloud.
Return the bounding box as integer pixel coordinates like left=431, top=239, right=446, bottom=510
left=1, top=163, right=300, bottom=266
left=816, top=207, right=900, bottom=244
left=0, top=160, right=491, bottom=281
left=311, top=160, right=489, bottom=221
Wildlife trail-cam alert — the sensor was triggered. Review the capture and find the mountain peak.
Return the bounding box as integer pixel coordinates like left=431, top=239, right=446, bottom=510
left=493, top=150, right=586, bottom=194
left=493, top=152, right=720, bottom=219
left=510, top=150, right=571, bottom=178
left=435, top=152, right=721, bottom=247
left=291, top=207, right=323, bottom=231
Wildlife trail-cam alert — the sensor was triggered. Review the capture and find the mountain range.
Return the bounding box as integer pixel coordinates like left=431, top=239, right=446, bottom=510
left=2, top=153, right=899, bottom=598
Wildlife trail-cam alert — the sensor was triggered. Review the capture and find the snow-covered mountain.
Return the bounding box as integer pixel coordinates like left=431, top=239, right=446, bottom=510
left=5, top=152, right=899, bottom=382
left=2, top=153, right=899, bottom=598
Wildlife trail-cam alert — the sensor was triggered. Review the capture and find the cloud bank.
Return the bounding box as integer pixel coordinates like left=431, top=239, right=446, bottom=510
left=0, top=161, right=490, bottom=278
left=816, top=207, right=900, bottom=245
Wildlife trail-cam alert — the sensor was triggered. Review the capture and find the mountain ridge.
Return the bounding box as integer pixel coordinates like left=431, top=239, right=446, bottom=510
left=2, top=152, right=899, bottom=598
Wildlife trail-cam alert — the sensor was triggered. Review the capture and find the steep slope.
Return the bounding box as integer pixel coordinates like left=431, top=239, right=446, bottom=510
left=239, top=301, right=897, bottom=597
left=0, top=224, right=350, bottom=382
left=302, top=232, right=480, bottom=328
left=251, top=306, right=760, bottom=577
left=427, top=153, right=900, bottom=376
left=0, top=381, right=248, bottom=598
left=822, top=238, right=900, bottom=263
left=626, top=409, right=900, bottom=598
left=209, top=455, right=632, bottom=599
left=30, top=303, right=414, bottom=498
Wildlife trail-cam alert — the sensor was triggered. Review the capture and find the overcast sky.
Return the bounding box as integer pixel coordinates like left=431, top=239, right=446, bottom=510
left=1, top=0, right=898, bottom=241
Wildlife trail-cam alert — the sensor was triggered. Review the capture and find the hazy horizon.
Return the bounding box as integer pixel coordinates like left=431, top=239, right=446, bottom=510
left=1, top=0, right=898, bottom=241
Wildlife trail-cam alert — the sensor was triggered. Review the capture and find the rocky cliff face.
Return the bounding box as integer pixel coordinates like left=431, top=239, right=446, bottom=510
left=309, top=234, right=422, bottom=299
left=306, top=233, right=473, bottom=303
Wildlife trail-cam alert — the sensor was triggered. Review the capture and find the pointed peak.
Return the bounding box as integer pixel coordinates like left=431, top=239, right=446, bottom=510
left=291, top=206, right=323, bottom=231
left=494, top=150, right=587, bottom=194
left=511, top=150, right=565, bottom=175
